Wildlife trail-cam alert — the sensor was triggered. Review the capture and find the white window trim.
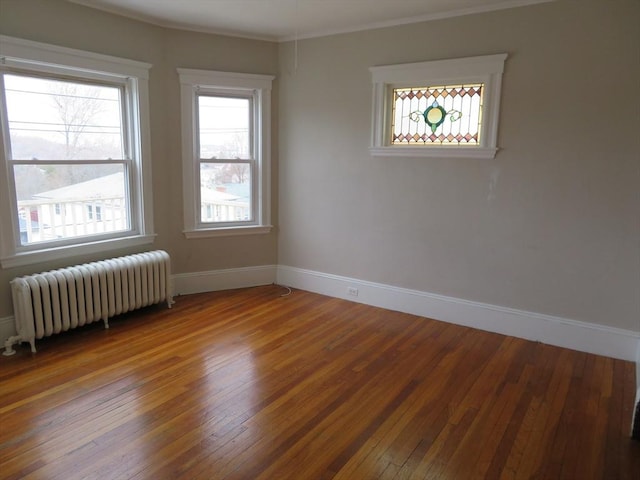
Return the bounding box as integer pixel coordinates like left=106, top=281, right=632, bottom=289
left=0, top=35, right=155, bottom=268
left=178, top=68, right=274, bottom=238
left=370, top=53, right=508, bottom=159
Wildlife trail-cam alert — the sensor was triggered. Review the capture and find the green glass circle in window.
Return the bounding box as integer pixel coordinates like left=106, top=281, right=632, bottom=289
left=423, top=103, right=447, bottom=132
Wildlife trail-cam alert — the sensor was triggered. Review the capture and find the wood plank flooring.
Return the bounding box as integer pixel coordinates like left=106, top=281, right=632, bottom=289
left=0, top=285, right=638, bottom=479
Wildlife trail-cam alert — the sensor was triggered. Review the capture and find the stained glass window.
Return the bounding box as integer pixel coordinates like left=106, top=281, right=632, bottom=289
left=391, top=84, right=483, bottom=146
left=370, top=54, right=506, bottom=158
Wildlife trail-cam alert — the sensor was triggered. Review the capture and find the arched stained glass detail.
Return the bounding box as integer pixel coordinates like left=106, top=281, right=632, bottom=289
left=391, top=84, right=483, bottom=146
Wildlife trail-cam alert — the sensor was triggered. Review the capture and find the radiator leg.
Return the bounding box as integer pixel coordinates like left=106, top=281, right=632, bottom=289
left=104, top=319, right=110, bottom=329
left=3, top=335, right=37, bottom=355
left=3, top=335, right=21, bottom=356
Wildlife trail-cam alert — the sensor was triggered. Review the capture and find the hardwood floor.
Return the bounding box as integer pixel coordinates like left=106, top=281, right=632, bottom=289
left=0, top=285, right=638, bottom=479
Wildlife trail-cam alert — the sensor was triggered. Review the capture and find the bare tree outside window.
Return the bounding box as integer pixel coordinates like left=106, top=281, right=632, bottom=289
left=226, top=163, right=249, bottom=183
left=50, top=82, right=107, bottom=160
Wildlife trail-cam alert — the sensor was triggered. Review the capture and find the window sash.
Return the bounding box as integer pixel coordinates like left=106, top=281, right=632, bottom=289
left=194, top=89, right=259, bottom=229
left=1, top=71, right=129, bottom=163
left=194, top=88, right=258, bottom=228
left=198, top=159, right=255, bottom=227
left=196, top=93, right=254, bottom=161
left=1, top=71, right=137, bottom=251
left=8, top=159, right=134, bottom=248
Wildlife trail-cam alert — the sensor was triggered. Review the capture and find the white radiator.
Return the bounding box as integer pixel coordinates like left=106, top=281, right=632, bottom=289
left=4, top=250, right=173, bottom=355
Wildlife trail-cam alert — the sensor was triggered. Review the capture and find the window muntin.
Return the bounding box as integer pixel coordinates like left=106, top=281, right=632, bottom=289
left=0, top=35, right=154, bottom=268
left=178, top=68, right=274, bottom=237
left=391, top=84, right=483, bottom=146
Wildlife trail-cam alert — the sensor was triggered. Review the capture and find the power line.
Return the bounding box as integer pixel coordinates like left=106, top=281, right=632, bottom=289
left=10, top=120, right=121, bottom=129
left=5, top=87, right=119, bottom=102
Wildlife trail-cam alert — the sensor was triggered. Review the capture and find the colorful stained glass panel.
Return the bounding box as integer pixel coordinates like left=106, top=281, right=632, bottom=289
left=391, top=84, right=483, bottom=146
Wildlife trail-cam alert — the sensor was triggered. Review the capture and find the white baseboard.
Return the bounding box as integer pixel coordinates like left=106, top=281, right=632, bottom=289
left=0, top=316, right=16, bottom=344
left=276, top=265, right=640, bottom=363
left=4, top=262, right=638, bottom=371
left=173, top=264, right=277, bottom=296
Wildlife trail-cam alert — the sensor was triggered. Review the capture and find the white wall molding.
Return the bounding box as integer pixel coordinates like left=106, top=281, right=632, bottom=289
left=276, top=265, right=640, bottom=362
left=173, top=265, right=277, bottom=296
left=0, top=316, right=16, bottom=344
left=3, top=263, right=637, bottom=367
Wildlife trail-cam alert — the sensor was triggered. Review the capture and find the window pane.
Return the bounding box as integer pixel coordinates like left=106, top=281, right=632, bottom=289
left=200, top=163, right=251, bottom=223
left=4, top=74, right=124, bottom=160
left=198, top=96, right=250, bottom=159
left=391, top=84, right=483, bottom=145
left=14, top=164, right=129, bottom=245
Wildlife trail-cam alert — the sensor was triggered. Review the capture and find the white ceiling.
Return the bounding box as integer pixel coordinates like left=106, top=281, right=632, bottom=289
left=69, top=0, right=554, bottom=42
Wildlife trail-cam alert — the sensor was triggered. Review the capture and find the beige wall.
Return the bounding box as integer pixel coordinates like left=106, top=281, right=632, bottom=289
left=0, top=0, right=279, bottom=317
left=277, top=0, right=640, bottom=331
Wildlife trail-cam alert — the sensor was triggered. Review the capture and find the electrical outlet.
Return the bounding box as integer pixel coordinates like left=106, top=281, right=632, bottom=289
left=347, top=287, right=359, bottom=297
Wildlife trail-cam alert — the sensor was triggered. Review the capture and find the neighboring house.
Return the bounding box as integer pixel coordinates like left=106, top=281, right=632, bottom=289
left=19, top=173, right=251, bottom=244
left=18, top=216, right=39, bottom=245
left=201, top=183, right=250, bottom=222
left=20, top=172, right=127, bottom=244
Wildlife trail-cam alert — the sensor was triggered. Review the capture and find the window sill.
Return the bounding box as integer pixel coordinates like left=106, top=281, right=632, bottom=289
left=0, top=234, right=156, bottom=269
left=370, top=146, right=499, bottom=159
left=183, top=225, right=273, bottom=239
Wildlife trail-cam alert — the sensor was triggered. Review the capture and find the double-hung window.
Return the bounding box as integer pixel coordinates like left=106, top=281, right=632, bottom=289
left=178, top=69, right=274, bottom=237
left=0, top=36, right=154, bottom=267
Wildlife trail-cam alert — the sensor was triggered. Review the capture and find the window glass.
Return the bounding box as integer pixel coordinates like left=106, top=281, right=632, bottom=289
left=4, top=75, right=124, bottom=160
left=392, top=84, right=483, bottom=146
left=200, top=163, right=252, bottom=223
left=198, top=95, right=250, bottom=160
left=13, top=164, right=128, bottom=245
